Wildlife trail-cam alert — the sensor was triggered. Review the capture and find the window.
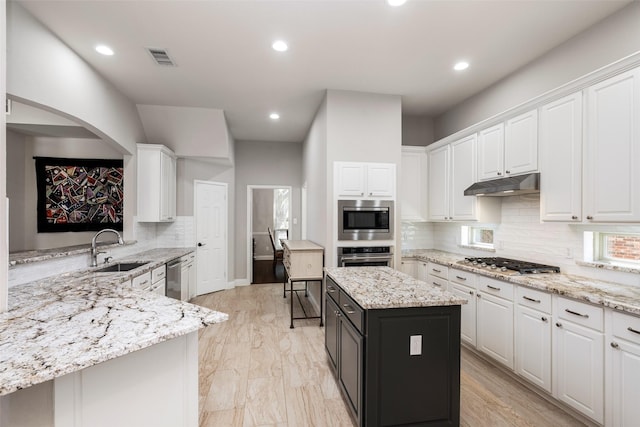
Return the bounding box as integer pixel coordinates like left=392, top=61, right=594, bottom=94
left=598, top=233, right=640, bottom=264
left=461, top=226, right=495, bottom=250
left=273, top=188, right=290, bottom=241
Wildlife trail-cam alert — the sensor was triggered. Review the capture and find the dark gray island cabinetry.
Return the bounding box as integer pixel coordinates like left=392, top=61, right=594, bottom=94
left=325, top=267, right=465, bottom=427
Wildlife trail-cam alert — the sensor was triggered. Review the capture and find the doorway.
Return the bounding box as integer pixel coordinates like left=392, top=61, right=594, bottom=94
left=194, top=180, right=228, bottom=295
left=247, top=185, right=292, bottom=284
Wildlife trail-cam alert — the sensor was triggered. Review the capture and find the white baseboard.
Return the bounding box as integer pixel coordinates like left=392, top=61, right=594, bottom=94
left=234, top=278, right=250, bottom=287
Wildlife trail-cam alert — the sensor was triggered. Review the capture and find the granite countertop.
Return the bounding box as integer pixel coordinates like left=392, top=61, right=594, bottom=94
left=402, top=249, right=640, bottom=316
left=9, top=241, right=138, bottom=266
left=0, top=248, right=228, bottom=396
left=325, top=266, right=467, bottom=310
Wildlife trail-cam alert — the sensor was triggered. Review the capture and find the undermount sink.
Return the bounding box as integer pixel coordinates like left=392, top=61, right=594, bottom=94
left=95, top=262, right=149, bottom=273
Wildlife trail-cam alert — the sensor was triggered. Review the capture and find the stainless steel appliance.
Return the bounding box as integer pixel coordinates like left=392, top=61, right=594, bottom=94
left=459, top=256, right=560, bottom=274
left=338, top=199, right=393, bottom=241
left=166, top=257, right=185, bottom=300
left=337, top=246, right=393, bottom=268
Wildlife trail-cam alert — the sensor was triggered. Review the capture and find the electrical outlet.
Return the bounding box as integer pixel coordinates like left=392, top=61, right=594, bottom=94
left=410, top=335, right=422, bottom=356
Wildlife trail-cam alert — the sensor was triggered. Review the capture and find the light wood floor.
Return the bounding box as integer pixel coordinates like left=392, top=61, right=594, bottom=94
left=192, top=283, right=586, bottom=427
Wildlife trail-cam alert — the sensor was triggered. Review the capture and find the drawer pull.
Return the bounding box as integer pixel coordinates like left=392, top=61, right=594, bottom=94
left=556, top=322, right=562, bottom=328
left=611, top=342, right=619, bottom=349
left=627, top=327, right=640, bottom=335
left=541, top=316, right=548, bottom=322
left=469, top=290, right=474, bottom=295
left=432, top=282, right=441, bottom=287
left=486, top=284, right=501, bottom=291
left=139, top=280, right=149, bottom=285
left=565, top=308, right=589, bottom=318
left=523, top=296, right=541, bottom=303
left=455, top=276, right=467, bottom=281
left=327, top=286, right=336, bottom=293
left=432, top=268, right=442, bottom=273
left=342, top=304, right=356, bottom=314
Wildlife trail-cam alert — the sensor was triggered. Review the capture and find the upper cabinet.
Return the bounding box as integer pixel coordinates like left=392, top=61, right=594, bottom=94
left=137, top=144, right=177, bottom=222
left=400, top=147, right=427, bottom=221
left=427, top=136, right=500, bottom=222
left=539, top=92, right=583, bottom=222
left=478, top=110, right=538, bottom=181
left=584, top=68, right=640, bottom=223
left=335, top=162, right=395, bottom=199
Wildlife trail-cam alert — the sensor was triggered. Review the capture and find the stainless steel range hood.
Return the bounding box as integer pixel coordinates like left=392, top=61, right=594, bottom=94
left=464, top=173, right=540, bottom=197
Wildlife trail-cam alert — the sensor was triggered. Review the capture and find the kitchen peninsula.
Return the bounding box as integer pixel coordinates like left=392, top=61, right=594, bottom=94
left=324, top=266, right=465, bottom=427
left=0, top=248, right=228, bottom=427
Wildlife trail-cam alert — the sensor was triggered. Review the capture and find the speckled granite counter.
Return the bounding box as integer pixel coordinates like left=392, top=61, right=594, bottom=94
left=325, top=266, right=466, bottom=309
left=0, top=248, right=228, bottom=396
left=403, top=249, right=640, bottom=316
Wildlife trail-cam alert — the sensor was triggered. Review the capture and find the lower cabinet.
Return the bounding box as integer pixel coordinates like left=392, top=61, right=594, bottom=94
left=606, top=310, right=640, bottom=427
left=450, top=282, right=477, bottom=346
left=399, top=259, right=417, bottom=279
left=553, top=297, right=604, bottom=424
left=476, top=278, right=515, bottom=370
left=325, top=276, right=460, bottom=427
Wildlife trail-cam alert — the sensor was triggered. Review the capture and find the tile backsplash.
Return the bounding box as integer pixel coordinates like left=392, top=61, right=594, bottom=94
left=404, top=194, right=640, bottom=287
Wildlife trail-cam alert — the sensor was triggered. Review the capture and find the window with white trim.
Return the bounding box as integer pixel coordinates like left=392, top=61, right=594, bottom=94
left=461, top=226, right=495, bottom=249
left=596, top=232, right=640, bottom=265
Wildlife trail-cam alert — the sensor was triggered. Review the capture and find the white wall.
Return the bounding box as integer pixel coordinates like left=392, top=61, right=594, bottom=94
left=1, top=0, right=8, bottom=314
left=234, top=140, right=303, bottom=282
left=434, top=2, right=640, bottom=139
left=6, top=133, right=123, bottom=251
left=432, top=196, right=640, bottom=287
left=136, top=105, right=233, bottom=160
left=402, top=114, right=434, bottom=146
left=6, top=2, right=145, bottom=155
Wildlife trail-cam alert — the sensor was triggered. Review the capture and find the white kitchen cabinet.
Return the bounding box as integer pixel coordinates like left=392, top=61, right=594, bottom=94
left=131, top=271, right=152, bottom=291
left=539, top=92, right=583, bottom=222
left=399, top=259, right=417, bottom=279
left=416, top=260, right=429, bottom=282
left=478, top=110, right=538, bottom=182
left=476, top=277, right=514, bottom=369
left=584, top=67, right=640, bottom=222
left=427, top=137, right=500, bottom=222
left=181, top=253, right=197, bottom=301
left=151, top=264, right=167, bottom=296
left=137, top=144, right=177, bottom=222
left=335, top=162, right=395, bottom=199
left=504, top=110, right=538, bottom=176
left=606, top=310, right=640, bottom=427
left=400, top=147, right=427, bottom=221
left=449, top=269, right=477, bottom=347
left=427, top=144, right=449, bottom=220
left=515, top=287, right=552, bottom=393
left=553, top=297, right=604, bottom=424
left=426, top=262, right=448, bottom=289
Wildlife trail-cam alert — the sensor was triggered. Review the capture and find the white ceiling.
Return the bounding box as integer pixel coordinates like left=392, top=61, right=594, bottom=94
left=16, top=0, right=631, bottom=143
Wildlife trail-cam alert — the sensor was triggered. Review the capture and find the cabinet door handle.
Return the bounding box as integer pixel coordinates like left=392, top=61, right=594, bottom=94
left=477, top=294, right=481, bottom=298
left=505, top=170, right=511, bottom=174
left=571, top=216, right=578, bottom=220
left=586, top=215, right=593, bottom=220
left=556, top=322, right=562, bottom=328
left=327, top=286, right=336, bottom=293
left=611, top=342, right=619, bottom=349
left=541, top=316, right=548, bottom=322
left=198, top=242, right=206, bottom=247
left=456, top=275, right=467, bottom=281
left=565, top=308, right=589, bottom=318
left=497, top=172, right=502, bottom=176
left=486, top=284, right=501, bottom=291
left=335, top=311, right=341, bottom=317
left=628, top=327, right=640, bottom=335
left=432, top=268, right=441, bottom=273
left=522, top=296, right=541, bottom=303
left=342, top=304, right=356, bottom=314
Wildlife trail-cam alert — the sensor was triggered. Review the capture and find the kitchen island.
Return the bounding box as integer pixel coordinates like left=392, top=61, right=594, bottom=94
left=0, top=248, right=227, bottom=427
left=325, top=267, right=466, bottom=427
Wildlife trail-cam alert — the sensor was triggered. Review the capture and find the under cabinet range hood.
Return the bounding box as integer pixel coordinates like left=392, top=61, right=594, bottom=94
left=464, top=173, right=540, bottom=197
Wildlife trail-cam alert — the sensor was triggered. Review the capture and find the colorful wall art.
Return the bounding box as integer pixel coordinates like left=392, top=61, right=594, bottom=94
left=35, top=157, right=124, bottom=232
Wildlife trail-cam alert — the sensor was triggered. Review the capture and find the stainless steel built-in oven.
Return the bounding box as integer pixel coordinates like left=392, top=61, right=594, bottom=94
left=337, top=246, right=394, bottom=268
left=338, top=199, right=393, bottom=241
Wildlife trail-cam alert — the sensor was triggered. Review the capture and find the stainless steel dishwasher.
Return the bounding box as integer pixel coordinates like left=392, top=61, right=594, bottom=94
left=166, top=257, right=184, bottom=300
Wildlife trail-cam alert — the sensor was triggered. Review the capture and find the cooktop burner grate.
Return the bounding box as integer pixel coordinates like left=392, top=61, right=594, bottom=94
left=463, top=257, right=560, bottom=274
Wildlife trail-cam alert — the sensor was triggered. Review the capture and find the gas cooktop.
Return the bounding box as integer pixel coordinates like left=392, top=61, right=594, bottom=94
left=459, top=257, right=560, bottom=274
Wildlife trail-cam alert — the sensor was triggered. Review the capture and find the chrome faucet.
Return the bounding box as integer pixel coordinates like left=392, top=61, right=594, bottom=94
left=91, top=229, right=124, bottom=267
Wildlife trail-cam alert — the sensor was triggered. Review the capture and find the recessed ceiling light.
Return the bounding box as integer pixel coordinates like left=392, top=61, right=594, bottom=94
left=269, top=113, right=280, bottom=120
left=454, top=61, right=470, bottom=71
left=95, top=45, right=114, bottom=56
left=387, top=0, right=407, bottom=6
left=272, top=40, right=288, bottom=52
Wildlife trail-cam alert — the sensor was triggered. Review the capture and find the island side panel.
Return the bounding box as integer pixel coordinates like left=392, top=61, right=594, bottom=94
left=365, top=306, right=461, bottom=427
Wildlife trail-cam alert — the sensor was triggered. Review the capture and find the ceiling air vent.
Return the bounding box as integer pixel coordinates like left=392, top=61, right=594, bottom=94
left=146, top=47, right=176, bottom=66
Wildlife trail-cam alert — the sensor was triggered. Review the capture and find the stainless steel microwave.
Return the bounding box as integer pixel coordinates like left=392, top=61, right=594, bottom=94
left=338, top=200, right=394, bottom=241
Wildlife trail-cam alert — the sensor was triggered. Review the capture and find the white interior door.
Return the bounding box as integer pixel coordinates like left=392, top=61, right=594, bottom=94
left=195, top=181, right=227, bottom=295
